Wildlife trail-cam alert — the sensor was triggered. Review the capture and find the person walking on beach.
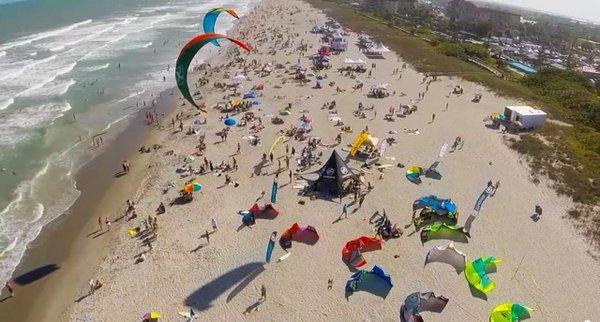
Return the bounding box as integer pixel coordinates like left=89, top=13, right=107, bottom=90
left=211, top=218, right=218, bottom=232
left=237, top=142, right=241, bottom=154
left=445, top=102, right=449, bottom=111
left=5, top=281, right=14, bottom=298
left=340, top=203, right=348, bottom=219
left=431, top=113, right=436, bottom=123
left=358, top=195, right=365, bottom=208
left=205, top=230, right=210, bottom=244
left=98, top=216, right=103, bottom=231
left=260, top=285, right=267, bottom=301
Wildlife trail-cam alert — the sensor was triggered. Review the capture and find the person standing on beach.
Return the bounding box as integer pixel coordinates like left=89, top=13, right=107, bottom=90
left=98, top=217, right=103, bottom=231
left=205, top=230, right=210, bottom=244
left=445, top=102, right=448, bottom=111
left=105, top=218, right=111, bottom=231
left=237, top=142, right=241, bottom=154
left=431, top=113, right=436, bottom=123
left=358, top=195, right=365, bottom=208
left=5, top=281, right=14, bottom=298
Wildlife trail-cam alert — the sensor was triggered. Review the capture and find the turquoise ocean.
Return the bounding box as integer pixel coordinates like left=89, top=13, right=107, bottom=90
left=0, top=0, right=258, bottom=286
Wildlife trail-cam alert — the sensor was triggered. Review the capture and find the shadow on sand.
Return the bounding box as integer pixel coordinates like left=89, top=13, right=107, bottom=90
left=185, top=262, right=265, bottom=311
left=13, top=264, right=60, bottom=286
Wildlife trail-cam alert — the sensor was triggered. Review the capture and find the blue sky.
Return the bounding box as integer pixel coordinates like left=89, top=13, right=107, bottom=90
left=489, top=0, right=600, bottom=23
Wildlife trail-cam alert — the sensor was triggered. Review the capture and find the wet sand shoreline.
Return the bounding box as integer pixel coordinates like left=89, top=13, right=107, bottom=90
left=0, top=90, right=178, bottom=321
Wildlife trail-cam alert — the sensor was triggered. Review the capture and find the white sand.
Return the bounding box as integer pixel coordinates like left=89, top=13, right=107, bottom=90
left=70, top=0, right=600, bottom=321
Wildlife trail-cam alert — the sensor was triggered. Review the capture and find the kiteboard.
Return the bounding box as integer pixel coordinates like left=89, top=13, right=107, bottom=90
left=270, top=181, right=278, bottom=203
left=265, top=231, right=277, bottom=263
left=277, top=252, right=291, bottom=262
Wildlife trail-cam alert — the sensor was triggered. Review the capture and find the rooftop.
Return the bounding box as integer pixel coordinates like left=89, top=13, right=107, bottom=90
left=506, top=105, right=547, bottom=116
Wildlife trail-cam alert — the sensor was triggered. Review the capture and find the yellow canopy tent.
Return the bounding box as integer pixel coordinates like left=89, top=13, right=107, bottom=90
left=349, top=131, right=379, bottom=156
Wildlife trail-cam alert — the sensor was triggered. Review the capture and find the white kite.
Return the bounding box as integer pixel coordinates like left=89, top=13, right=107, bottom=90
left=424, top=242, right=466, bottom=273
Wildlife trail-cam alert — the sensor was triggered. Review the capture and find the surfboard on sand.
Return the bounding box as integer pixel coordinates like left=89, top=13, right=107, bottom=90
left=265, top=231, right=277, bottom=263
left=277, top=252, right=291, bottom=262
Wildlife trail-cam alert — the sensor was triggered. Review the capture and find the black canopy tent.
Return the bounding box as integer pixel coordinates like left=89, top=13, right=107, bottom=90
left=304, top=150, right=359, bottom=197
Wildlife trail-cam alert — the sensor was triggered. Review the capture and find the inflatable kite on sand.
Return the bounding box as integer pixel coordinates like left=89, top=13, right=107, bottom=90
left=424, top=242, right=466, bottom=273
left=279, top=223, right=319, bottom=249
left=400, top=291, right=449, bottom=322
left=345, top=265, right=392, bottom=298
left=489, top=302, right=532, bottom=322
left=203, top=8, right=239, bottom=46
left=176, top=33, right=250, bottom=109
left=465, top=256, right=502, bottom=294
left=420, top=222, right=470, bottom=244
left=342, top=236, right=382, bottom=268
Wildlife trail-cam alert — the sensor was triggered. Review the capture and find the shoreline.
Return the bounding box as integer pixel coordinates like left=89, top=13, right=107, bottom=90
left=0, top=3, right=258, bottom=319
left=0, top=89, right=178, bottom=321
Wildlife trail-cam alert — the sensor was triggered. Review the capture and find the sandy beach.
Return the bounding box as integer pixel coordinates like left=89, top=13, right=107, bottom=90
left=2, top=0, right=598, bottom=321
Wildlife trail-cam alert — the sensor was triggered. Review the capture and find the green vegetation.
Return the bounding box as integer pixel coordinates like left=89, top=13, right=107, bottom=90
left=521, top=69, right=600, bottom=130
left=435, top=41, right=490, bottom=61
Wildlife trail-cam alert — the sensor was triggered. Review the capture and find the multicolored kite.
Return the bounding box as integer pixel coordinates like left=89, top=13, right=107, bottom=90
left=489, top=302, right=532, bottom=322
left=203, top=8, right=239, bottom=46
left=175, top=33, right=250, bottom=109
left=464, top=256, right=502, bottom=294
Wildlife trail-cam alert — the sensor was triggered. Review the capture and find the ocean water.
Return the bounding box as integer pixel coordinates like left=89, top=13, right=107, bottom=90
left=0, top=0, right=259, bottom=286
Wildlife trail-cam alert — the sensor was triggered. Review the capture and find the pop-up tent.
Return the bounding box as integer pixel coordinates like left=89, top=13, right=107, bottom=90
left=400, top=292, right=449, bottom=322
left=343, top=57, right=365, bottom=65
left=342, top=236, right=382, bottom=268
left=345, top=265, right=392, bottom=298
left=465, top=256, right=501, bottom=295
left=279, top=223, right=319, bottom=249
left=304, top=150, right=359, bottom=197
left=349, top=130, right=379, bottom=157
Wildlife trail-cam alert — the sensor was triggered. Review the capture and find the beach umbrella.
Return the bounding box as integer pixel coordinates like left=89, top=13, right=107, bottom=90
left=184, top=155, right=195, bottom=163
left=184, top=181, right=202, bottom=193
left=489, top=302, right=532, bottom=322
left=143, top=311, right=160, bottom=322
left=224, top=117, right=237, bottom=126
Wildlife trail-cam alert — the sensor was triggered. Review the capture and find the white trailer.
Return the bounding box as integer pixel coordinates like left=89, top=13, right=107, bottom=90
left=503, top=105, right=547, bottom=130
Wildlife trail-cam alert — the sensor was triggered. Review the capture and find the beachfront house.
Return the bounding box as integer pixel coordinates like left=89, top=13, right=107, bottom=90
left=503, top=105, right=547, bottom=130
left=447, top=0, right=520, bottom=34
